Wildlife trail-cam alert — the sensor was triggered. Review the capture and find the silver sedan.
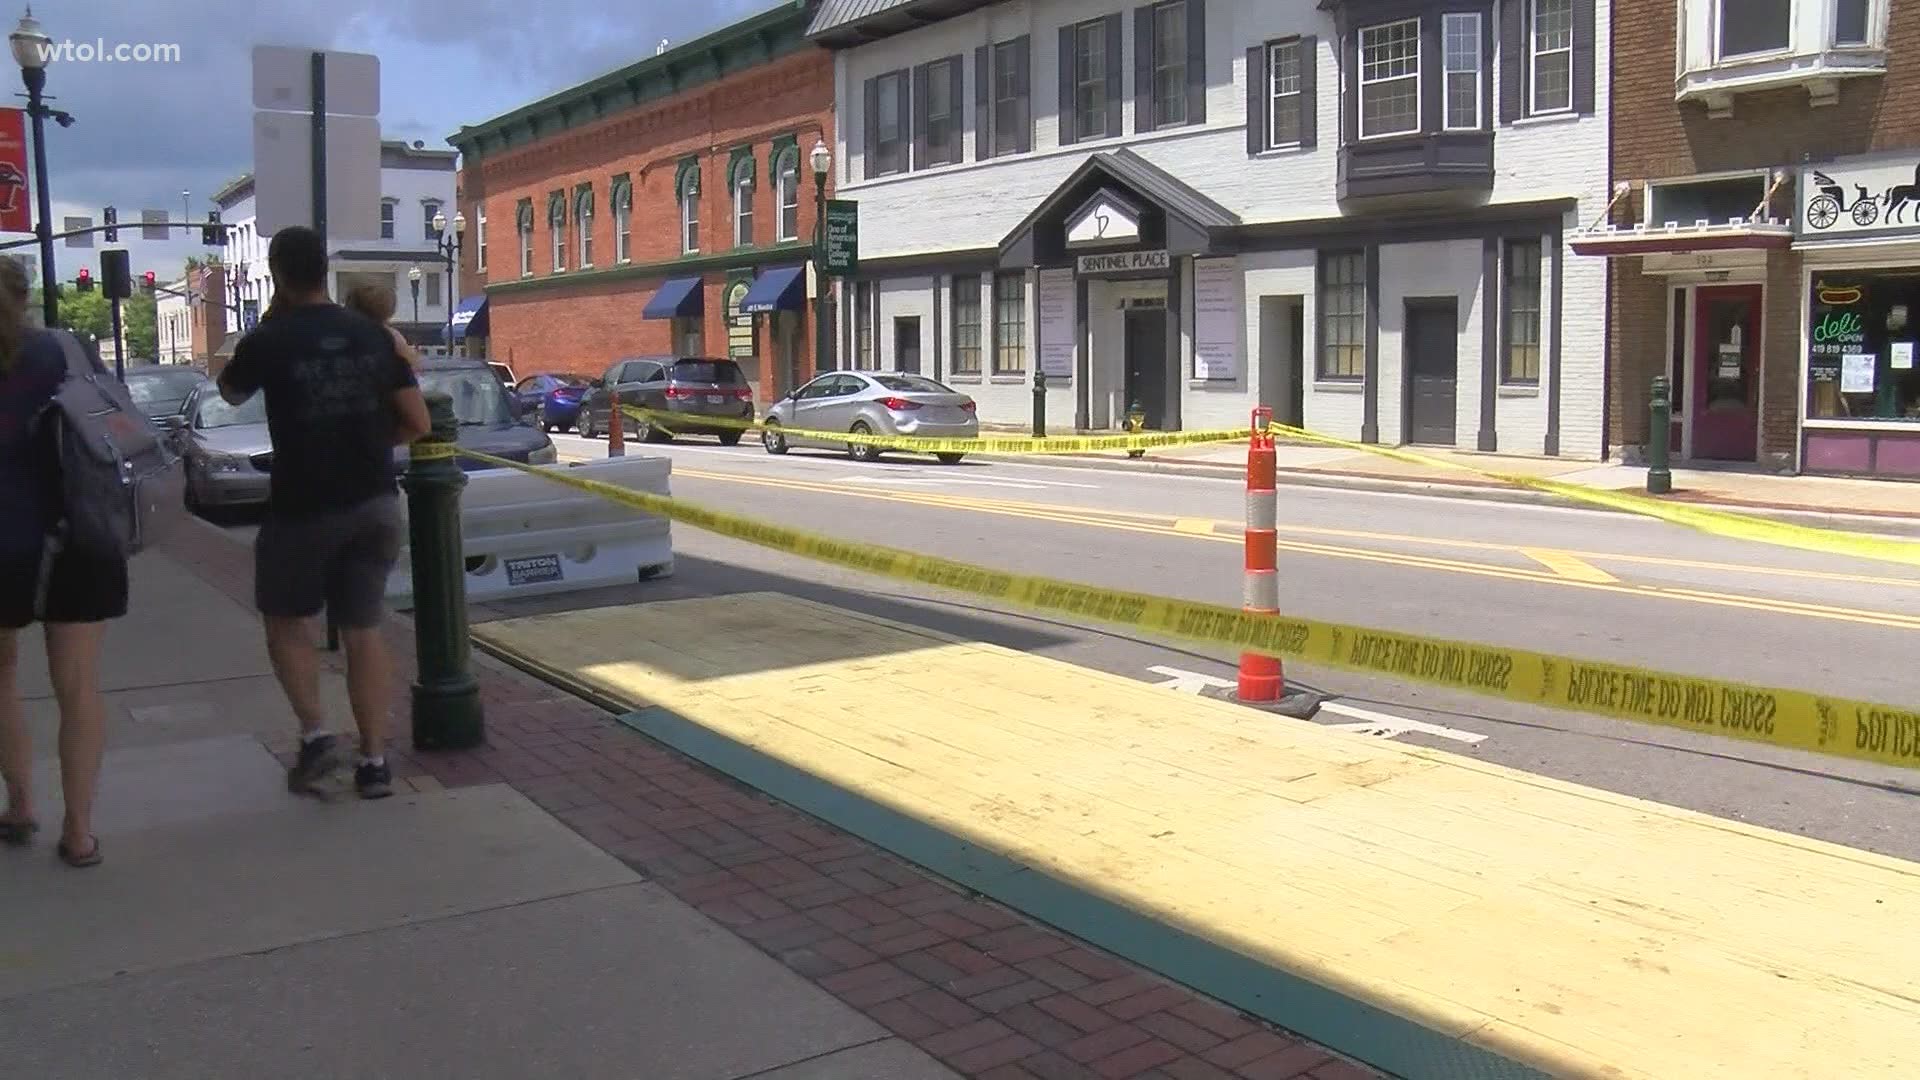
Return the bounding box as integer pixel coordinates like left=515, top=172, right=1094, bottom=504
left=762, top=372, right=979, bottom=463
left=179, top=385, right=273, bottom=514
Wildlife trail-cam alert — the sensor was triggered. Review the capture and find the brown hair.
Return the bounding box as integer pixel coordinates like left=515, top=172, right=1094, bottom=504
left=343, top=282, right=397, bottom=324
left=0, top=258, right=28, bottom=374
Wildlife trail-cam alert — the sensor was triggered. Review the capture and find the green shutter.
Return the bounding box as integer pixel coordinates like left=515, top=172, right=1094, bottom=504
left=575, top=182, right=594, bottom=217
left=547, top=190, right=566, bottom=225
left=726, top=144, right=755, bottom=188
left=674, top=155, right=701, bottom=199
left=610, top=172, right=633, bottom=210
left=516, top=198, right=534, bottom=231
left=767, top=133, right=798, bottom=185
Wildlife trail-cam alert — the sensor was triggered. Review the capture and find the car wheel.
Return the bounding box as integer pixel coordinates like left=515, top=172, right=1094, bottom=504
left=581, top=412, right=598, bottom=439
left=762, top=421, right=789, bottom=455
left=638, top=416, right=672, bottom=444
left=534, top=404, right=547, bottom=431
left=936, top=453, right=965, bottom=465
left=847, top=421, right=882, bottom=462
left=718, top=431, right=743, bottom=447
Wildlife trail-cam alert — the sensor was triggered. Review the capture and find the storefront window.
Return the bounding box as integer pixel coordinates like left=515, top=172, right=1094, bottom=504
left=1807, top=270, right=1920, bottom=423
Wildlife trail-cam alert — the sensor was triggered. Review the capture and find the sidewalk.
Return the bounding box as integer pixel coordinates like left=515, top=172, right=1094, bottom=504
left=42, top=519, right=1385, bottom=1080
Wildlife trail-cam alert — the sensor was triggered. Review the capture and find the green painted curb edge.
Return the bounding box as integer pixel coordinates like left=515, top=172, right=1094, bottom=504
left=619, top=704, right=1549, bottom=1080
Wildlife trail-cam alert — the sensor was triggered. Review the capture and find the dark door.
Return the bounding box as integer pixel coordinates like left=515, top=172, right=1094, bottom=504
left=1123, top=306, right=1168, bottom=428
left=1405, top=299, right=1459, bottom=446
left=1692, top=285, right=1761, bottom=461
left=894, top=316, right=921, bottom=374
left=1287, top=303, right=1306, bottom=429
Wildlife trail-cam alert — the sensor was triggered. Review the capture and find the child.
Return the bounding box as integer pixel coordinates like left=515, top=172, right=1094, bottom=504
left=342, top=282, right=420, bottom=369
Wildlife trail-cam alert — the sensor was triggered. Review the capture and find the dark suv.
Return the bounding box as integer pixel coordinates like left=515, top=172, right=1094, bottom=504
left=578, top=356, right=753, bottom=444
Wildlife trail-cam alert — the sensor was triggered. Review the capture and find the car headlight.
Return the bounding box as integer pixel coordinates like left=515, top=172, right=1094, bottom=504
left=526, top=445, right=557, bottom=465
left=201, top=451, right=247, bottom=474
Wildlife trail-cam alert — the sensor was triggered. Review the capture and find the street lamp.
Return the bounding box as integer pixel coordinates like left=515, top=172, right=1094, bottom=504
left=408, top=264, right=422, bottom=325
left=11, top=8, right=72, bottom=330
left=431, top=208, right=465, bottom=352
left=810, top=137, right=832, bottom=375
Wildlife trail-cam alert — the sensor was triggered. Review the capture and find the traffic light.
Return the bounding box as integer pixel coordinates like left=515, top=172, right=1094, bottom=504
left=201, top=209, right=220, bottom=246
left=102, top=205, right=117, bottom=243
left=100, top=248, right=130, bottom=299
left=141, top=270, right=156, bottom=294
left=75, top=267, right=92, bottom=292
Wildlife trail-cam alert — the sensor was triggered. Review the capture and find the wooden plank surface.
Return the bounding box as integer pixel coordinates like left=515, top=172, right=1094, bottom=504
left=475, top=593, right=1920, bottom=1079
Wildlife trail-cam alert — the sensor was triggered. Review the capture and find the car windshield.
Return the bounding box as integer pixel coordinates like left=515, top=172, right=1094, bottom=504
left=419, top=368, right=515, bottom=426
left=196, top=392, right=268, bottom=428
left=126, top=369, right=205, bottom=406
left=671, top=360, right=744, bottom=384
left=871, top=375, right=953, bottom=394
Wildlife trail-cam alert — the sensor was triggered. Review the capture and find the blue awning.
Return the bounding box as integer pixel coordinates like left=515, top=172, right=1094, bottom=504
left=740, top=265, right=806, bottom=314
left=449, top=295, right=489, bottom=341
left=642, top=276, right=705, bottom=319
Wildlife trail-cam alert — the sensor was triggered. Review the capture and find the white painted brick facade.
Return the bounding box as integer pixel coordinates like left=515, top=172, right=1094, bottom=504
left=824, top=0, right=1611, bottom=459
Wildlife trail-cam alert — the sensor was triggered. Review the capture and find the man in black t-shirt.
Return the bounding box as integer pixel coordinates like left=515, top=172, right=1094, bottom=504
left=219, top=226, right=431, bottom=800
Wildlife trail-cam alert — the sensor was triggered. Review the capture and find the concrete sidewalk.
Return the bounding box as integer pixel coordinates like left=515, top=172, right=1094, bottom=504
left=0, top=547, right=956, bottom=1080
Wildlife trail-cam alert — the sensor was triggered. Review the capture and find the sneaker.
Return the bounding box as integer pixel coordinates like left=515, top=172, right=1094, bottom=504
left=287, top=734, right=344, bottom=795
left=354, top=760, right=394, bottom=800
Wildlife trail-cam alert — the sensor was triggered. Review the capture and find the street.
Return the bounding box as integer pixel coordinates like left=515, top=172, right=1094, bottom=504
left=215, top=431, right=1920, bottom=857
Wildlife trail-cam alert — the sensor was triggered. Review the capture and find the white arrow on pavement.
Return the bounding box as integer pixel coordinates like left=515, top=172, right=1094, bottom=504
left=1319, top=701, right=1487, bottom=745
left=1147, top=665, right=1237, bottom=694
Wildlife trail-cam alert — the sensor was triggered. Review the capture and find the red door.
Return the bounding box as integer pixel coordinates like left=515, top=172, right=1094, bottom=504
left=1692, top=285, right=1762, bottom=462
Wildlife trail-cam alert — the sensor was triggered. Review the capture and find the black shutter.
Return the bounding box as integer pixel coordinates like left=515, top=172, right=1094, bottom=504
left=1105, top=14, right=1124, bottom=138
left=948, top=56, right=965, bottom=164
left=1013, top=36, right=1032, bottom=152
left=1299, top=35, right=1317, bottom=147
left=863, top=77, right=879, bottom=178
left=1245, top=45, right=1267, bottom=155
left=1573, top=0, right=1596, bottom=115
left=912, top=64, right=930, bottom=171
left=975, top=45, right=990, bottom=159
left=1420, top=17, right=1440, bottom=134
left=1058, top=25, right=1078, bottom=145
left=1186, top=0, right=1206, bottom=125
left=1500, top=0, right=1523, bottom=122
left=1135, top=7, right=1154, bottom=133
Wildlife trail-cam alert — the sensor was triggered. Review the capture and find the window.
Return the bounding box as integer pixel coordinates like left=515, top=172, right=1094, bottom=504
left=671, top=318, right=703, bottom=355
left=1318, top=251, right=1365, bottom=380
left=1358, top=20, right=1419, bottom=137
left=576, top=187, right=594, bottom=267
left=732, top=157, right=754, bottom=247
left=854, top=282, right=874, bottom=370
left=1503, top=240, right=1542, bottom=384
left=1073, top=20, right=1110, bottom=142
left=1443, top=13, right=1482, bottom=129
left=425, top=271, right=442, bottom=307
left=926, top=58, right=958, bottom=165
left=1530, top=0, right=1573, bottom=113
left=424, top=202, right=442, bottom=241
left=1806, top=270, right=1920, bottom=425
left=548, top=192, right=566, bottom=272
left=1720, top=0, right=1790, bottom=58
left=379, top=199, right=396, bottom=239
left=951, top=274, right=982, bottom=375
left=868, top=70, right=909, bottom=177
left=991, top=40, right=1028, bottom=156
left=775, top=150, right=799, bottom=242
left=992, top=271, right=1026, bottom=374
left=1835, top=0, right=1870, bottom=45
left=517, top=200, right=533, bottom=278
left=1150, top=1, right=1188, bottom=129
left=613, top=178, right=633, bottom=262
left=1269, top=39, right=1303, bottom=147
left=476, top=206, right=487, bottom=271
left=680, top=168, right=700, bottom=254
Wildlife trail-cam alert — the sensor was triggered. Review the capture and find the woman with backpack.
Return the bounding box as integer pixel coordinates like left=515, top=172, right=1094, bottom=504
left=0, top=258, right=119, bottom=868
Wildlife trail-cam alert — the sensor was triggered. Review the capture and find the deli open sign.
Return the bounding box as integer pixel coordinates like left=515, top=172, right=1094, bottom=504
left=0, top=109, right=30, bottom=234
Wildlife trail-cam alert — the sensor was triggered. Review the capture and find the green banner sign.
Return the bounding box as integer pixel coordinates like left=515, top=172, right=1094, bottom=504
left=824, top=199, right=858, bottom=276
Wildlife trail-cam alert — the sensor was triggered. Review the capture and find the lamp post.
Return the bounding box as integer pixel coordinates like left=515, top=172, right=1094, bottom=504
left=11, top=9, right=72, bottom=330
left=430, top=209, right=465, bottom=353
left=408, top=264, right=421, bottom=325
left=810, top=138, right=832, bottom=376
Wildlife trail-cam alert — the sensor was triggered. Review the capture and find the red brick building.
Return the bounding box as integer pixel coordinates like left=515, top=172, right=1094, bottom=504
left=1575, top=0, right=1920, bottom=479
left=449, top=0, right=835, bottom=403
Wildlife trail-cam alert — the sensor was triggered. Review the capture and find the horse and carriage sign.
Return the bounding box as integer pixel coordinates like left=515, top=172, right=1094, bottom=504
left=1799, top=154, right=1920, bottom=238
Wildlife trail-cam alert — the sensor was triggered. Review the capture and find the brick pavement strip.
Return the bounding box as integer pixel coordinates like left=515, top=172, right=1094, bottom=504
left=157, top=529, right=1387, bottom=1080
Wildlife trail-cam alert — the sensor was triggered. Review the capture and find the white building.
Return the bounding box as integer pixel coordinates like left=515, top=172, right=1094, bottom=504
left=214, top=140, right=461, bottom=347
left=807, top=0, right=1609, bottom=457
left=154, top=277, right=193, bottom=364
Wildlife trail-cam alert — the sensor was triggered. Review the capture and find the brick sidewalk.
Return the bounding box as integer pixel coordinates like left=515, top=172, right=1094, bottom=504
left=163, top=525, right=1381, bottom=1080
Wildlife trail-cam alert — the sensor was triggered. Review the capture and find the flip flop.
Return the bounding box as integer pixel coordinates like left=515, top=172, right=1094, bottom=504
left=56, top=836, right=101, bottom=868
left=0, top=820, right=38, bottom=846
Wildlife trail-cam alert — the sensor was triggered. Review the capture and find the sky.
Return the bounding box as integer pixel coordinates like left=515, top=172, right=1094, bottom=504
left=6, top=0, right=769, bottom=284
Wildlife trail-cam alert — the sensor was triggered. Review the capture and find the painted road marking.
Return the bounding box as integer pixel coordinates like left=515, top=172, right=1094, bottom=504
left=1320, top=701, right=1488, bottom=745
left=1520, top=547, right=1620, bottom=583
left=835, top=474, right=1102, bottom=490
left=1174, top=518, right=1220, bottom=535
left=1147, top=665, right=1236, bottom=693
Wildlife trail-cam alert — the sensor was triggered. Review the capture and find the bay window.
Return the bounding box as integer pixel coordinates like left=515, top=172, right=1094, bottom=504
left=1443, top=13, right=1483, bottom=130
left=1358, top=19, right=1420, bottom=138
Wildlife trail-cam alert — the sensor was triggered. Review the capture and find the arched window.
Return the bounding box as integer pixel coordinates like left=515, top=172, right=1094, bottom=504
left=732, top=156, right=755, bottom=248
left=517, top=199, right=535, bottom=278
left=575, top=186, right=594, bottom=268
left=547, top=190, right=567, bottom=272
left=775, top=147, right=799, bottom=242
left=612, top=177, right=633, bottom=262
left=679, top=168, right=700, bottom=255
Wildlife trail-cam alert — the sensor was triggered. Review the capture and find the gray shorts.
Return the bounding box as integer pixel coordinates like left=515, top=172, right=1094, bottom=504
left=255, top=495, right=403, bottom=629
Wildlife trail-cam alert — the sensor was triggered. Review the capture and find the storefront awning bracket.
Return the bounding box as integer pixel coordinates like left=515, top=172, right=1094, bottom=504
left=1573, top=180, right=1635, bottom=239
left=1752, top=169, right=1790, bottom=223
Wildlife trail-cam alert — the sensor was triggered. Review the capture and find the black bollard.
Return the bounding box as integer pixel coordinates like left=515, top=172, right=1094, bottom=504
left=403, top=393, right=485, bottom=750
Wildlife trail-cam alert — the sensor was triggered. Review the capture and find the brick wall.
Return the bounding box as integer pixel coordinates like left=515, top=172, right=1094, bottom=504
left=189, top=265, right=227, bottom=361
left=458, top=48, right=834, bottom=387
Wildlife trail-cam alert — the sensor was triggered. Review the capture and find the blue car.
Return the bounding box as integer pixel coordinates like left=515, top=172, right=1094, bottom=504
left=400, top=359, right=558, bottom=472
left=512, top=372, right=592, bottom=433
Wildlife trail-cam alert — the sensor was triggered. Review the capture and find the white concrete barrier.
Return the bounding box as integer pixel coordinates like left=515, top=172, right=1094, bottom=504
left=386, top=456, right=674, bottom=608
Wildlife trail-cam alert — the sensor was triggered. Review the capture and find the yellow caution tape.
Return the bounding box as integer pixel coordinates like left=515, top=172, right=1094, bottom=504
left=459, top=448, right=1920, bottom=773
left=410, top=441, right=458, bottom=461
left=622, top=405, right=1252, bottom=455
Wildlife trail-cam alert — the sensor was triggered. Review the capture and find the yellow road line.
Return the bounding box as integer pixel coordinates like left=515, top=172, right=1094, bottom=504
left=1174, top=518, right=1221, bottom=535
left=1520, top=548, right=1620, bottom=583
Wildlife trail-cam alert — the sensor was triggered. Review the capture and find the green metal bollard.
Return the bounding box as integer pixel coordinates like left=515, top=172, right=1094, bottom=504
left=1125, top=399, right=1146, bottom=459
left=1032, top=369, right=1047, bottom=438
left=1647, top=375, right=1673, bottom=496
left=403, top=393, right=485, bottom=751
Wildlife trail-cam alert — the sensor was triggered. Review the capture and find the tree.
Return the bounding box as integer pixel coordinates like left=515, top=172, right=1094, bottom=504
left=25, top=287, right=158, bottom=360
left=124, top=292, right=157, bottom=359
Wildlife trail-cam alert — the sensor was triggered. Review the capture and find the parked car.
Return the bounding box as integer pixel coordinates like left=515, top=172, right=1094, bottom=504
left=512, top=372, right=592, bottom=433
left=124, top=365, right=209, bottom=428
left=406, top=357, right=558, bottom=472
left=577, top=356, right=753, bottom=444
left=485, top=361, right=516, bottom=387
left=762, top=372, right=977, bottom=464
left=179, top=383, right=272, bottom=515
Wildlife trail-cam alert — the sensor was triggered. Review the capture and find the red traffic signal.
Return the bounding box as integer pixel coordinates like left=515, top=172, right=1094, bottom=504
left=140, top=271, right=155, bottom=292
left=75, top=268, right=92, bottom=291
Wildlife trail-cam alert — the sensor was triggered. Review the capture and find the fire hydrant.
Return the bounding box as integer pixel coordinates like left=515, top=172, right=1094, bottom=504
left=1125, top=399, right=1146, bottom=458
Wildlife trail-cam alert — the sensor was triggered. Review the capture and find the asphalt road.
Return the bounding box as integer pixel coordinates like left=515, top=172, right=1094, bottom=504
left=216, top=429, right=1920, bottom=860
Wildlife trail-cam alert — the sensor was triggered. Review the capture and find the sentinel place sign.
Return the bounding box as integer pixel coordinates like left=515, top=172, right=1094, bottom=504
left=1076, top=249, right=1168, bottom=275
